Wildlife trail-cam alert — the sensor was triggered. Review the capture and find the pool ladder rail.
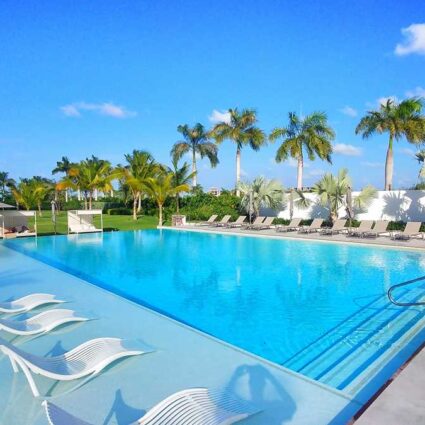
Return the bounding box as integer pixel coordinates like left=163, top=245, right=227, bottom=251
left=388, top=275, right=425, bottom=307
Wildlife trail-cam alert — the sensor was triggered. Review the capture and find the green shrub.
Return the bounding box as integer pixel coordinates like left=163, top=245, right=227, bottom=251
left=108, top=207, right=132, bottom=215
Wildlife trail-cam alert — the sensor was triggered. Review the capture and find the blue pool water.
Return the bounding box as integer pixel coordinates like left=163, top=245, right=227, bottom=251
left=4, top=229, right=425, bottom=395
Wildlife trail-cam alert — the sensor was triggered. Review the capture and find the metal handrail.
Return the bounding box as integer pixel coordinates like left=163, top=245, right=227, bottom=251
left=388, top=275, right=425, bottom=306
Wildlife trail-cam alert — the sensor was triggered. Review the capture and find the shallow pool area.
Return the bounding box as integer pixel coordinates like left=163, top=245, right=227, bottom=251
left=4, top=229, right=425, bottom=403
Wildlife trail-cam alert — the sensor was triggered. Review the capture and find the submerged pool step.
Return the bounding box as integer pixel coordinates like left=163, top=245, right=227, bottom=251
left=284, top=285, right=425, bottom=390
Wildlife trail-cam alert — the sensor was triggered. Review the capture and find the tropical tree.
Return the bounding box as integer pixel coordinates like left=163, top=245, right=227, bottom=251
left=269, top=112, right=335, bottom=190
left=52, top=156, right=73, bottom=202
left=171, top=123, right=218, bottom=188
left=31, top=177, right=54, bottom=215
left=0, top=171, right=15, bottom=202
left=143, top=171, right=190, bottom=226
left=115, top=150, right=159, bottom=220
left=238, top=176, right=284, bottom=218
left=415, top=150, right=425, bottom=180
left=57, top=156, right=113, bottom=209
left=10, top=180, right=37, bottom=210
left=210, top=108, right=266, bottom=195
left=356, top=98, right=425, bottom=190
left=312, top=169, right=377, bottom=222
left=167, top=158, right=195, bottom=213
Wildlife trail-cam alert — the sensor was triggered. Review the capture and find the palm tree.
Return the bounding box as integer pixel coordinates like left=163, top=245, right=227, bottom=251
left=11, top=180, right=37, bottom=210
left=52, top=156, right=73, bottom=202
left=143, top=171, right=190, bottom=226
left=269, top=112, right=335, bottom=190
left=210, top=108, right=266, bottom=195
left=115, top=150, right=159, bottom=220
left=171, top=123, right=218, bottom=188
left=356, top=98, right=425, bottom=190
left=57, top=157, right=113, bottom=209
left=312, top=169, right=377, bottom=222
left=31, top=177, right=54, bottom=215
left=167, top=158, right=196, bottom=213
left=416, top=150, right=425, bottom=180
left=0, top=171, right=15, bottom=202
left=238, top=176, right=284, bottom=218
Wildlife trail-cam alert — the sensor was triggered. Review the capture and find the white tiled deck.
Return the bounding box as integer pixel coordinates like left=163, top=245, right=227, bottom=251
left=0, top=244, right=362, bottom=425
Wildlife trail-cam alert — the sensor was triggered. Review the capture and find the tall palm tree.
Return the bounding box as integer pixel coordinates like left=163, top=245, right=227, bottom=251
left=0, top=171, right=15, bottom=202
left=210, top=108, right=266, bottom=196
left=168, top=158, right=196, bottom=213
left=143, top=171, right=190, bottom=226
left=416, top=150, right=425, bottom=180
left=115, top=150, right=159, bottom=220
left=269, top=112, right=335, bottom=190
left=57, top=156, right=113, bottom=210
left=356, top=98, right=425, bottom=190
left=313, top=168, right=377, bottom=222
left=52, top=156, right=73, bottom=202
left=171, top=123, right=218, bottom=188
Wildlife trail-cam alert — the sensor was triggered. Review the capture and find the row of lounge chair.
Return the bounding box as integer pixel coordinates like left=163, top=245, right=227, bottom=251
left=196, top=215, right=424, bottom=241
left=0, top=293, right=258, bottom=424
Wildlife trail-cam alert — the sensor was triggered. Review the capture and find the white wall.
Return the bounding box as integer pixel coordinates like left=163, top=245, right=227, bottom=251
left=273, top=190, right=425, bottom=222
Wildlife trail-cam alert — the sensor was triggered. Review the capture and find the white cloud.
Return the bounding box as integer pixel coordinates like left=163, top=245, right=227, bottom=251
left=395, top=23, right=425, bottom=56
left=285, top=158, right=310, bottom=168
left=60, top=102, right=137, bottom=118
left=240, top=168, right=248, bottom=177
left=340, top=106, right=358, bottom=117
left=377, top=95, right=399, bottom=106
left=405, top=86, right=425, bottom=98
left=333, top=143, right=362, bottom=156
left=208, top=109, right=231, bottom=124
left=361, top=161, right=384, bottom=168
left=307, top=169, right=325, bottom=177
left=400, top=147, right=415, bottom=157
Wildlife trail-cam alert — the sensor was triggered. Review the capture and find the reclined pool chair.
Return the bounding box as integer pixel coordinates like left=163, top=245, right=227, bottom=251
left=211, top=215, right=232, bottom=227
left=319, top=219, right=347, bottom=236
left=43, top=388, right=260, bottom=425
left=0, top=337, right=148, bottom=397
left=362, top=220, right=389, bottom=238
left=276, top=218, right=302, bottom=233
left=298, top=218, right=324, bottom=234
left=251, top=216, right=275, bottom=230
left=0, top=293, right=65, bottom=314
left=0, top=309, right=88, bottom=336
left=346, top=220, right=374, bottom=237
left=242, top=216, right=265, bottom=230
left=390, top=222, right=423, bottom=240
left=198, top=215, right=218, bottom=226
left=226, top=216, right=246, bottom=228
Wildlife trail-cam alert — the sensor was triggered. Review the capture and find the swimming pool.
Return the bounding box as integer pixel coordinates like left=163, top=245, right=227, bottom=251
left=5, top=229, right=425, bottom=399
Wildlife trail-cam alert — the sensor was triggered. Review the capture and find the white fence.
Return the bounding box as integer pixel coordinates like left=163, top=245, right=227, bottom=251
left=271, top=190, right=425, bottom=222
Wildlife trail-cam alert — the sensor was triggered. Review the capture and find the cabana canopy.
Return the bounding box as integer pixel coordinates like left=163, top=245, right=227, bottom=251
left=0, top=202, right=15, bottom=209
left=0, top=210, right=37, bottom=238
left=68, top=209, right=103, bottom=234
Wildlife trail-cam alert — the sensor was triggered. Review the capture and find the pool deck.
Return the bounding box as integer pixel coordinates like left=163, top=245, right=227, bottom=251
left=0, top=243, right=364, bottom=425
left=165, top=224, right=425, bottom=251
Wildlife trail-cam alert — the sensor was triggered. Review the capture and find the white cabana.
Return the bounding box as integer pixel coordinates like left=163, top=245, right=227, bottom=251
left=0, top=210, right=37, bottom=238
left=67, top=210, right=103, bottom=234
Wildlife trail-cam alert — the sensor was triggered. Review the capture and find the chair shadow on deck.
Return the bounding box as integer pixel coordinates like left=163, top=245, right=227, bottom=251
left=224, top=363, right=296, bottom=424
left=102, top=389, right=146, bottom=425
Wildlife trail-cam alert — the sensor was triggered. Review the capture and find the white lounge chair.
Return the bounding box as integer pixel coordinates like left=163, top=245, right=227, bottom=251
left=251, top=216, right=274, bottom=230
left=0, top=309, right=88, bottom=336
left=319, top=219, right=347, bottom=235
left=362, top=220, right=389, bottom=238
left=199, top=215, right=218, bottom=226
left=43, top=388, right=259, bottom=425
left=0, top=293, right=65, bottom=314
left=276, top=218, right=302, bottom=232
left=242, top=216, right=265, bottom=230
left=226, top=216, right=246, bottom=228
left=0, top=337, right=148, bottom=397
left=346, top=220, right=374, bottom=237
left=211, top=215, right=232, bottom=227
left=390, top=222, right=423, bottom=240
left=298, top=218, right=324, bottom=233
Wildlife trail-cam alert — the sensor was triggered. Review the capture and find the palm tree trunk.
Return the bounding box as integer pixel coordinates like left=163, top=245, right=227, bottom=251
left=94, top=189, right=98, bottom=201
left=158, top=203, right=163, bottom=227
left=38, top=202, right=42, bottom=216
left=89, top=192, right=93, bottom=210
left=192, top=148, right=197, bottom=188
left=176, top=194, right=180, bottom=213
left=236, top=147, right=241, bottom=196
left=297, top=156, right=303, bottom=190
left=65, top=190, right=68, bottom=203
left=77, top=188, right=81, bottom=201
left=133, top=197, right=137, bottom=220
left=137, top=193, right=142, bottom=212
left=385, top=135, right=394, bottom=190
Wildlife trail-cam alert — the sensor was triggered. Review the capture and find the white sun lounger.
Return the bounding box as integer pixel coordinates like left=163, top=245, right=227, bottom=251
left=211, top=215, right=232, bottom=227
left=242, top=216, right=265, bottom=230
left=346, top=220, right=374, bottom=237
left=0, top=337, right=147, bottom=397
left=0, top=309, right=88, bottom=336
left=362, top=220, right=389, bottom=238
left=198, top=215, right=218, bottom=226
left=298, top=218, right=324, bottom=233
left=390, top=222, right=423, bottom=240
left=226, top=216, right=246, bottom=228
left=0, top=293, right=65, bottom=314
left=276, top=218, right=302, bottom=232
left=251, top=216, right=274, bottom=230
left=319, top=219, right=347, bottom=235
left=43, top=388, right=260, bottom=425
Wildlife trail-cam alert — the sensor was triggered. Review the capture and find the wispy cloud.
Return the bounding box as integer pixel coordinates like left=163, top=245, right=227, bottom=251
left=395, top=23, right=425, bottom=56
left=60, top=102, right=137, bottom=118
left=361, top=161, right=384, bottom=168
left=399, top=147, right=415, bottom=157
left=377, top=95, right=399, bottom=106
left=333, top=143, right=362, bottom=156
left=340, top=106, right=357, bottom=117
left=405, top=86, right=425, bottom=98
left=208, top=109, right=231, bottom=124
left=286, top=158, right=310, bottom=168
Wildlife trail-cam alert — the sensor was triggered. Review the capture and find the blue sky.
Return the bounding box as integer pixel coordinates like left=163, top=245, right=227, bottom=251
left=0, top=0, right=424, bottom=190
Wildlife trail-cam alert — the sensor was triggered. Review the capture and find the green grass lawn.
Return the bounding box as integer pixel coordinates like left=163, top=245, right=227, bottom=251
left=30, top=211, right=159, bottom=236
